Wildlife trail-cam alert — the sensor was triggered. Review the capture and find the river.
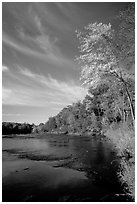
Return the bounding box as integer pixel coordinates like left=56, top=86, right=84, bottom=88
left=2, top=133, right=123, bottom=201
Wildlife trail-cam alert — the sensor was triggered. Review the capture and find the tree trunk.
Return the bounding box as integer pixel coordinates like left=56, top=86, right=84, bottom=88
left=125, top=85, right=135, bottom=126
left=119, top=76, right=135, bottom=126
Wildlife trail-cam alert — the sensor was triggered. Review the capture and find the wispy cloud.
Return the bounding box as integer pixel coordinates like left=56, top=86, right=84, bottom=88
left=2, top=66, right=87, bottom=107
left=2, top=65, right=9, bottom=72
left=34, top=3, right=72, bottom=32
left=55, top=3, right=79, bottom=23
left=2, top=3, right=75, bottom=67
left=3, top=31, right=75, bottom=69
left=2, top=87, right=12, bottom=100
left=2, top=86, right=32, bottom=106
left=19, top=66, right=87, bottom=102
left=2, top=86, right=49, bottom=107
left=17, top=11, right=60, bottom=56
left=19, top=67, right=35, bottom=78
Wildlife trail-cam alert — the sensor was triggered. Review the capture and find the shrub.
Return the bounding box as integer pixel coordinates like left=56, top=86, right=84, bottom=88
left=105, top=122, right=135, bottom=200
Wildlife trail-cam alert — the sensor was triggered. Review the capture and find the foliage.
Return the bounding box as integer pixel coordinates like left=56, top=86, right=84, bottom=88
left=105, top=123, right=135, bottom=199
left=2, top=122, right=34, bottom=135
left=76, top=3, right=135, bottom=123
left=33, top=101, right=95, bottom=134
left=117, top=3, right=135, bottom=69
left=33, top=75, right=134, bottom=135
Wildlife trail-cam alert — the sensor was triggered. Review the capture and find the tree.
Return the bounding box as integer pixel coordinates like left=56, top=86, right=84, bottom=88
left=117, top=3, right=135, bottom=69
left=76, top=4, right=135, bottom=124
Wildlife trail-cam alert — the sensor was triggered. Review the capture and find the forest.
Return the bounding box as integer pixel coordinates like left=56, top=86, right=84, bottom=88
left=2, top=122, right=34, bottom=135
left=2, top=3, right=135, bottom=200
left=32, top=79, right=134, bottom=135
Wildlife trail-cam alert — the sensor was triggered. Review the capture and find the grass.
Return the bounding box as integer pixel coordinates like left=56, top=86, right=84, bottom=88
left=105, top=122, right=135, bottom=200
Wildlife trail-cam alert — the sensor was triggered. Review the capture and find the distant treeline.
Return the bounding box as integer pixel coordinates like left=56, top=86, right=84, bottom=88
left=33, top=98, right=94, bottom=134
left=2, top=122, right=35, bottom=135
left=33, top=97, right=101, bottom=135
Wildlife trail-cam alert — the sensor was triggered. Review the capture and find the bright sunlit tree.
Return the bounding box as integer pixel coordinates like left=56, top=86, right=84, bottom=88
left=76, top=4, right=135, bottom=124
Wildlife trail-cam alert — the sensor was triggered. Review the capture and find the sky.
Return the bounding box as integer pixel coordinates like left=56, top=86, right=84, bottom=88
left=2, top=2, right=130, bottom=125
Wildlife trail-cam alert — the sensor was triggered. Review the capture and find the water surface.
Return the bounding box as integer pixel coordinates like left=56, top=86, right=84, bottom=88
left=3, top=134, right=122, bottom=201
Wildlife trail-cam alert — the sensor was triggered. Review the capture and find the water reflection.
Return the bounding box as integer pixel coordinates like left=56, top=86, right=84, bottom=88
left=3, top=134, right=121, bottom=202
left=69, top=137, right=115, bottom=167
left=3, top=137, right=50, bottom=152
